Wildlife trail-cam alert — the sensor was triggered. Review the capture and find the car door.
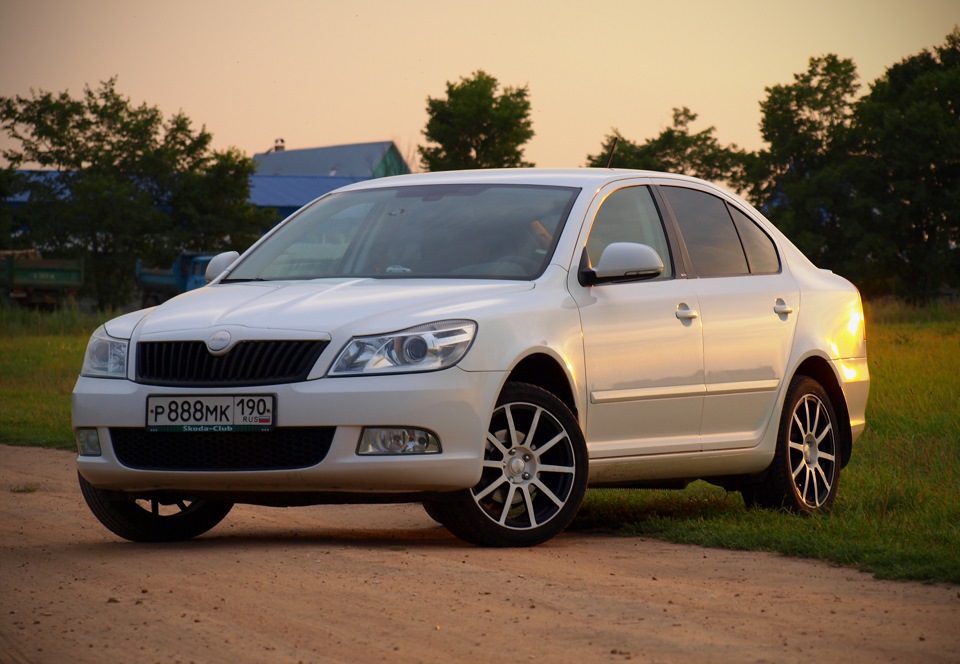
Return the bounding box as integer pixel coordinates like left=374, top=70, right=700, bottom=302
left=657, top=183, right=799, bottom=451
left=569, top=182, right=704, bottom=459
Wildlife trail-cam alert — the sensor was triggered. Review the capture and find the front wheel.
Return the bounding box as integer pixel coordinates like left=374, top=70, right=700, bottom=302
left=427, top=383, right=588, bottom=547
left=79, top=473, right=233, bottom=542
left=747, top=376, right=841, bottom=513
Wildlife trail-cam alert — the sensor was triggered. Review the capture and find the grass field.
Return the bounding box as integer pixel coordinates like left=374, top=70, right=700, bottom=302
left=1, top=302, right=958, bottom=582
left=1, top=309, right=109, bottom=447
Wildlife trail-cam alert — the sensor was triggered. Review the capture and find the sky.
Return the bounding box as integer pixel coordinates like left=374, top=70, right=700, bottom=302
left=1, top=0, right=958, bottom=170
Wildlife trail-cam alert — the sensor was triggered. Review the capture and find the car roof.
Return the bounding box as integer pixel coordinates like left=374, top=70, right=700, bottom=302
left=333, top=168, right=716, bottom=192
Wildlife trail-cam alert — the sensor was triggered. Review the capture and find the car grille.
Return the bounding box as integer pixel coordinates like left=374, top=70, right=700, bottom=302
left=110, top=427, right=335, bottom=471
left=136, top=340, right=328, bottom=387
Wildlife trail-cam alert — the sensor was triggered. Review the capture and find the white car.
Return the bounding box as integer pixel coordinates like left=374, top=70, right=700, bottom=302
left=73, top=169, right=869, bottom=547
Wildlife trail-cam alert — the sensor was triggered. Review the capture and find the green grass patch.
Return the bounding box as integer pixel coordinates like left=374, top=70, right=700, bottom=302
left=1, top=301, right=958, bottom=582
left=0, top=307, right=111, bottom=449
left=0, top=334, right=89, bottom=448
left=0, top=306, right=111, bottom=337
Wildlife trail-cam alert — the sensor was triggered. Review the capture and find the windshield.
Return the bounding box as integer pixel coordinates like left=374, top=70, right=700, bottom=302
left=226, top=184, right=580, bottom=281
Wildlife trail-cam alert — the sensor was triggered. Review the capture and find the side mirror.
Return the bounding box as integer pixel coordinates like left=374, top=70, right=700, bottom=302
left=205, top=251, right=240, bottom=283
left=579, top=242, right=664, bottom=286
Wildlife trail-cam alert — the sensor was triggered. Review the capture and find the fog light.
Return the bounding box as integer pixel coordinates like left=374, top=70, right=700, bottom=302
left=358, top=428, right=441, bottom=455
left=76, top=428, right=102, bottom=456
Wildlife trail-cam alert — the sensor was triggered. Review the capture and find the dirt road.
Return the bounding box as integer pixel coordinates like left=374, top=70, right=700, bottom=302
left=1, top=444, right=958, bottom=663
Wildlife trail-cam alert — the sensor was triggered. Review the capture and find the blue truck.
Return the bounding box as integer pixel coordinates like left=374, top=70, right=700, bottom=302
left=136, top=252, right=217, bottom=307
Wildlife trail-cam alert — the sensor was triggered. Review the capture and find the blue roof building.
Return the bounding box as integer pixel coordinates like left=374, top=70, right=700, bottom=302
left=249, top=140, right=411, bottom=217
left=253, top=140, right=410, bottom=179
left=248, top=174, right=364, bottom=219
left=5, top=141, right=412, bottom=220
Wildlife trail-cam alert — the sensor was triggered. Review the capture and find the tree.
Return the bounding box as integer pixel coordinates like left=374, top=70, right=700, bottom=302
left=750, top=35, right=960, bottom=300
left=749, top=55, right=866, bottom=280
left=758, top=55, right=860, bottom=182
left=586, top=107, right=749, bottom=191
left=847, top=28, right=960, bottom=300
left=0, top=165, right=25, bottom=249
left=419, top=71, right=534, bottom=171
left=0, top=78, right=272, bottom=309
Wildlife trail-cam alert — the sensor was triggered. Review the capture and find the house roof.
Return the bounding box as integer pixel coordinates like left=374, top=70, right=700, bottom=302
left=253, top=141, right=408, bottom=178
left=8, top=142, right=409, bottom=213
left=8, top=170, right=362, bottom=211
left=5, top=170, right=64, bottom=206
left=248, top=174, right=361, bottom=209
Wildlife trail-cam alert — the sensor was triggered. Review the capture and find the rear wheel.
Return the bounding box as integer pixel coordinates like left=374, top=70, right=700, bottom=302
left=748, top=376, right=840, bottom=513
left=79, top=473, right=233, bottom=542
left=428, top=383, right=587, bottom=547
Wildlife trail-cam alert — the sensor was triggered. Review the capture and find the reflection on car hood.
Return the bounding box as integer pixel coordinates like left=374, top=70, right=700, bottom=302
left=134, top=278, right=534, bottom=337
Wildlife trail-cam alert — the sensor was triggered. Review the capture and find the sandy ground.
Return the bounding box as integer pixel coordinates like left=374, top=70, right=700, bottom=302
left=1, top=444, right=958, bottom=664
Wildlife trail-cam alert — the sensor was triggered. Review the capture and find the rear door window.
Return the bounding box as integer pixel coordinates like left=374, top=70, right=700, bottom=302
left=660, top=186, right=748, bottom=277
left=729, top=206, right=780, bottom=274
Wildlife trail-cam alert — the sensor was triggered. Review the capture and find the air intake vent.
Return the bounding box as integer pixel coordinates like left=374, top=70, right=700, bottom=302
left=111, top=427, right=334, bottom=471
left=136, top=340, right=328, bottom=387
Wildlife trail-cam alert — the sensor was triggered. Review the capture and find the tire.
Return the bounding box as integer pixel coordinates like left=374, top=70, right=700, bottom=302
left=748, top=376, right=841, bottom=513
left=421, top=499, right=447, bottom=525
left=430, top=383, right=588, bottom=547
left=78, top=473, right=233, bottom=542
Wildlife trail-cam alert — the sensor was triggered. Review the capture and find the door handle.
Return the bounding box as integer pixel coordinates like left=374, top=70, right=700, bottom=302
left=774, top=298, right=793, bottom=315
left=676, top=303, right=699, bottom=320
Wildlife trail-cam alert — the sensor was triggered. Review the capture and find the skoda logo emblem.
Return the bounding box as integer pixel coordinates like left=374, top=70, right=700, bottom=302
left=206, top=330, right=232, bottom=353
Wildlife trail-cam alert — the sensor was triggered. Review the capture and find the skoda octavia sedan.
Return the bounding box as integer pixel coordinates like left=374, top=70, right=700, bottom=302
left=73, top=169, right=869, bottom=547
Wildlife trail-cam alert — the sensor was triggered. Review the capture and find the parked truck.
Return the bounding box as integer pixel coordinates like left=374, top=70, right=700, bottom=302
left=0, top=249, right=84, bottom=308
left=136, top=252, right=217, bottom=307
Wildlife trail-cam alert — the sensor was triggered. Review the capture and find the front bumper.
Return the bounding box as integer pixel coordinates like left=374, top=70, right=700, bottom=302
left=73, top=367, right=504, bottom=494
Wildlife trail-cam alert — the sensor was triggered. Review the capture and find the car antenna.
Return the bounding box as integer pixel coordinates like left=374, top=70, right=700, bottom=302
left=604, top=136, right=619, bottom=168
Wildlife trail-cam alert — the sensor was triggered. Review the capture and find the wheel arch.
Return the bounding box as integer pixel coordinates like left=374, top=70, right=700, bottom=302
left=792, top=356, right=853, bottom=468
left=506, top=353, right=579, bottom=421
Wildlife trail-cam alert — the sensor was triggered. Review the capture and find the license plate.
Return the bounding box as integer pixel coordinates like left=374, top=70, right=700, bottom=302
left=146, top=395, right=275, bottom=432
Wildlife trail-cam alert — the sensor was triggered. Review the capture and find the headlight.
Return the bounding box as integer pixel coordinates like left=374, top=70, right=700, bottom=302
left=329, top=320, right=477, bottom=376
left=80, top=326, right=129, bottom=378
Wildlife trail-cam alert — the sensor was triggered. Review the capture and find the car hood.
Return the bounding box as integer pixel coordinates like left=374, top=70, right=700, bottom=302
left=126, top=278, right=534, bottom=339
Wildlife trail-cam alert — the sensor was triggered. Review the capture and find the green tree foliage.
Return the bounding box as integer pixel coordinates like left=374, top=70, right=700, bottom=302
left=752, top=33, right=960, bottom=301
left=587, top=107, right=749, bottom=190
left=419, top=70, right=534, bottom=171
left=0, top=165, right=23, bottom=248
left=848, top=28, right=960, bottom=300
left=0, top=78, right=272, bottom=309
left=759, top=55, right=860, bottom=181
left=751, top=55, right=866, bottom=281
